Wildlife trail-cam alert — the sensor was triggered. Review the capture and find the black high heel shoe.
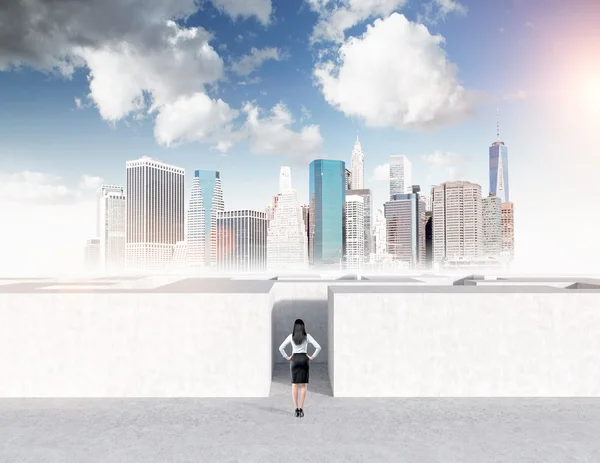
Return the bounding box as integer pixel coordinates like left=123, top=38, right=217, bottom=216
left=299, top=409, right=304, bottom=417
left=295, top=408, right=300, bottom=417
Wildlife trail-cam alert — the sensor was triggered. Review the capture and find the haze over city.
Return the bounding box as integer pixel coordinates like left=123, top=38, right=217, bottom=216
left=1, top=0, right=599, bottom=275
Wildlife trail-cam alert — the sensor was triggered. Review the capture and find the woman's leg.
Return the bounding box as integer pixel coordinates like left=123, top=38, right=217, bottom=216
left=299, top=384, right=307, bottom=409
left=292, top=384, right=299, bottom=409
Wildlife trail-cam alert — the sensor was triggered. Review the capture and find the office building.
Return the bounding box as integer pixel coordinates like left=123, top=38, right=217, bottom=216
left=267, top=168, right=308, bottom=270
left=216, top=210, right=267, bottom=273
left=96, top=185, right=126, bottom=270
left=187, top=175, right=205, bottom=267
left=266, top=195, right=279, bottom=223
left=172, top=241, right=188, bottom=268
left=482, top=193, right=502, bottom=257
left=345, top=168, right=352, bottom=191
left=489, top=118, right=510, bottom=203
left=501, top=202, right=515, bottom=261
left=345, top=195, right=365, bottom=269
left=195, top=170, right=225, bottom=266
left=301, top=204, right=310, bottom=237
left=347, top=188, right=372, bottom=258
left=384, top=187, right=426, bottom=267
left=301, top=204, right=310, bottom=259
left=126, top=157, right=184, bottom=269
left=389, top=155, right=412, bottom=199
left=350, top=136, right=364, bottom=189
left=372, top=208, right=386, bottom=255
left=431, top=181, right=482, bottom=263
left=425, top=211, right=433, bottom=268
left=421, top=194, right=432, bottom=212
left=279, top=166, right=292, bottom=193
left=84, top=238, right=100, bottom=269
left=309, top=159, right=346, bottom=266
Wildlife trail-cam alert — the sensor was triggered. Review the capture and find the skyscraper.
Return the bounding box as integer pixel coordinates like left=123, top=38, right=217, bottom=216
left=384, top=189, right=426, bottom=267
left=425, top=211, right=433, bottom=268
left=432, top=181, right=482, bottom=263
left=372, top=208, right=386, bottom=256
left=301, top=204, right=310, bottom=259
left=309, top=159, right=345, bottom=266
left=187, top=175, right=205, bottom=267
left=195, top=170, right=225, bottom=266
left=489, top=142, right=509, bottom=203
left=501, top=202, right=515, bottom=261
left=345, top=195, right=365, bottom=269
left=267, top=167, right=308, bottom=270
left=216, top=210, right=267, bottom=273
left=126, top=157, right=184, bottom=269
left=489, top=114, right=510, bottom=202
left=421, top=194, right=432, bottom=212
left=97, top=184, right=126, bottom=270
left=389, top=155, right=412, bottom=199
left=347, top=188, right=372, bottom=258
left=265, top=195, right=280, bottom=223
left=350, top=136, right=364, bottom=189
left=84, top=238, right=100, bottom=269
left=482, top=193, right=502, bottom=257
left=279, top=166, right=292, bottom=193
left=345, top=168, right=352, bottom=191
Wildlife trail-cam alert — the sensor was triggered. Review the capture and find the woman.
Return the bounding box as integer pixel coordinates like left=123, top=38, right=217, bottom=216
left=278, top=319, right=321, bottom=417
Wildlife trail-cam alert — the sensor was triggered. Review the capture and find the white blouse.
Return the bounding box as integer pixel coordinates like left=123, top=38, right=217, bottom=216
left=279, top=333, right=321, bottom=359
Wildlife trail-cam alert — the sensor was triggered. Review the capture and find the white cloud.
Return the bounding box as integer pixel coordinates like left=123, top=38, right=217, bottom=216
left=308, top=0, right=407, bottom=43
left=230, top=47, right=286, bottom=76
left=0, top=0, right=275, bottom=153
left=421, top=150, right=462, bottom=167
left=237, top=76, right=262, bottom=85
left=314, top=13, right=474, bottom=130
left=300, top=105, right=312, bottom=121
left=154, top=93, right=239, bottom=147
left=241, top=102, right=325, bottom=165
left=210, top=0, right=272, bottom=25
left=78, top=175, right=104, bottom=191
left=0, top=171, right=104, bottom=205
left=371, top=163, right=390, bottom=181
left=419, top=0, right=467, bottom=24
left=503, top=90, right=527, bottom=101
left=421, top=150, right=467, bottom=183
left=79, top=21, right=224, bottom=121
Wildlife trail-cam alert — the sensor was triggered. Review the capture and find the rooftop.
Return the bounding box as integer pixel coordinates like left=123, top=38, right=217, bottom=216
left=1, top=274, right=599, bottom=293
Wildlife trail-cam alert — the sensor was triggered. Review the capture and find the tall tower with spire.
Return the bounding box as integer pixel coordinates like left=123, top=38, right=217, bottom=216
left=351, top=135, right=365, bottom=190
left=489, top=109, right=510, bottom=203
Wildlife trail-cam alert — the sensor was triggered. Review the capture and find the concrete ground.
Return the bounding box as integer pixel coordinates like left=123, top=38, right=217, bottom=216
left=1, top=365, right=600, bottom=463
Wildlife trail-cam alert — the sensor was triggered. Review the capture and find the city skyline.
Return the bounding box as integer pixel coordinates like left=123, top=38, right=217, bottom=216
left=1, top=0, right=599, bottom=274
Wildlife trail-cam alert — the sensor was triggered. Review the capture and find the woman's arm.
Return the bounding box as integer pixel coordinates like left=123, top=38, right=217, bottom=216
left=307, top=334, right=321, bottom=359
left=279, top=334, right=292, bottom=358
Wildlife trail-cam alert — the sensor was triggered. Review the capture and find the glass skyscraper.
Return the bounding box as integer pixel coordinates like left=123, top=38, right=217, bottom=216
left=309, top=159, right=345, bottom=266
left=194, top=170, right=224, bottom=266
left=489, top=142, right=509, bottom=203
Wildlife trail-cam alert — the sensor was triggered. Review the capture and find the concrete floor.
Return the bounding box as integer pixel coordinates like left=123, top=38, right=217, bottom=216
left=1, top=365, right=600, bottom=462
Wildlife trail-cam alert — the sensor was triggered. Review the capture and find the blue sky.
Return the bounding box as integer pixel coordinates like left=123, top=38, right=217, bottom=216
left=0, top=0, right=599, bottom=273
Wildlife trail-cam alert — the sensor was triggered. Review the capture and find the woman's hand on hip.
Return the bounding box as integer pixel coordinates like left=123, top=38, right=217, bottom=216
left=286, top=356, right=292, bottom=361
left=307, top=356, right=313, bottom=361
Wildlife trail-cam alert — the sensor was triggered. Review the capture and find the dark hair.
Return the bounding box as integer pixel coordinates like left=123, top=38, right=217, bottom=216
left=292, top=319, right=307, bottom=345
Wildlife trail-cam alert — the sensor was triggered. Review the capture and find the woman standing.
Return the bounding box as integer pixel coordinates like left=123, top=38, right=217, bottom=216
left=278, top=319, right=321, bottom=417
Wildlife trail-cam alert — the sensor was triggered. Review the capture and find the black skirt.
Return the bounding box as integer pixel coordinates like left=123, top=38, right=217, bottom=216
left=290, top=353, right=310, bottom=384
